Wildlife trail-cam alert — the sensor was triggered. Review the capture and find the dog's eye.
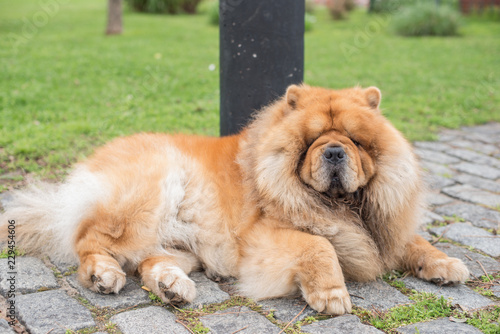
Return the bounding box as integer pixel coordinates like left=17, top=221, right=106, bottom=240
left=351, top=139, right=362, bottom=148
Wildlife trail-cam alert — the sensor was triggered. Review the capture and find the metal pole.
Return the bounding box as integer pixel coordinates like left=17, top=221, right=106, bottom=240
left=219, top=0, right=305, bottom=136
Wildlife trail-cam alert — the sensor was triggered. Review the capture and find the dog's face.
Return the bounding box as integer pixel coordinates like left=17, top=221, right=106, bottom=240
left=285, top=85, right=384, bottom=196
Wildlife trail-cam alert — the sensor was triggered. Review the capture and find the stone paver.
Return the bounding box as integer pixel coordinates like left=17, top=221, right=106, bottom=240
left=346, top=279, right=411, bottom=311
left=395, top=317, right=483, bottom=334
left=435, top=243, right=500, bottom=278
left=449, top=139, right=499, bottom=155
left=442, top=184, right=500, bottom=207
left=414, top=141, right=451, bottom=152
left=0, top=319, right=14, bottom=334
left=400, top=277, right=493, bottom=309
left=446, top=147, right=500, bottom=168
left=200, top=306, right=280, bottom=334
left=430, top=223, right=500, bottom=257
left=434, top=202, right=500, bottom=230
left=454, top=173, right=500, bottom=193
left=184, top=271, right=230, bottom=309
left=302, top=314, right=383, bottom=333
left=0, top=257, right=58, bottom=296
left=110, top=306, right=188, bottom=334
left=415, top=148, right=461, bottom=164
left=17, top=290, right=95, bottom=334
left=258, top=297, right=316, bottom=323
left=421, top=161, right=455, bottom=177
left=454, top=162, right=500, bottom=180
left=424, top=174, right=456, bottom=190
left=67, top=274, right=150, bottom=308
left=50, top=256, right=78, bottom=275
left=427, top=192, right=455, bottom=207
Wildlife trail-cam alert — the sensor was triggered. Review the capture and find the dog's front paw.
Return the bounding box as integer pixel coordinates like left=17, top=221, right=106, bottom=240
left=416, top=257, right=469, bottom=286
left=79, top=255, right=126, bottom=294
left=303, top=285, right=352, bottom=315
left=144, top=265, right=196, bottom=305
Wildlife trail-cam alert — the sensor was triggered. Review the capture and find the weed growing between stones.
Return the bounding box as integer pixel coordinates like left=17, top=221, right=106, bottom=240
left=170, top=295, right=308, bottom=334
left=467, top=271, right=500, bottom=302
left=0, top=247, right=24, bottom=258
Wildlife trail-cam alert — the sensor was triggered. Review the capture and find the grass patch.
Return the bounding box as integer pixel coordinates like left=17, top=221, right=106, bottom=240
left=0, top=247, right=25, bottom=258
left=0, top=2, right=499, bottom=180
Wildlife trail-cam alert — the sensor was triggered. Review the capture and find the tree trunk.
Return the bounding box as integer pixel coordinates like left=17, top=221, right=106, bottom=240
left=106, top=0, right=122, bottom=35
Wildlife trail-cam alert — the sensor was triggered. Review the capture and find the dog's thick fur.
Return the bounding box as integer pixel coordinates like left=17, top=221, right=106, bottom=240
left=1, top=85, right=469, bottom=314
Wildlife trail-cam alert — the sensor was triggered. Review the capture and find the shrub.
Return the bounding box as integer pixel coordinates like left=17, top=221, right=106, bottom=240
left=305, top=13, right=317, bottom=32
left=328, top=0, right=347, bottom=20
left=370, top=0, right=459, bottom=14
left=392, top=2, right=461, bottom=36
left=126, top=0, right=201, bottom=14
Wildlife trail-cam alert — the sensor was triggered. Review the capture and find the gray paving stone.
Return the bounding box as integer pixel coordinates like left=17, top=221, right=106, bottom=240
left=0, top=257, right=58, bottom=296
left=111, top=306, right=188, bottom=334
left=0, top=319, right=14, bottom=334
left=446, top=148, right=500, bottom=169
left=438, top=130, right=464, bottom=142
left=454, top=173, right=500, bottom=193
left=200, top=306, right=280, bottom=334
left=448, top=140, right=499, bottom=156
left=462, top=122, right=500, bottom=135
left=400, top=276, right=493, bottom=309
left=430, top=223, right=500, bottom=257
left=67, top=274, right=150, bottom=308
left=421, top=161, right=455, bottom=177
left=302, top=314, right=383, bottom=334
left=346, top=278, right=411, bottom=311
left=468, top=132, right=500, bottom=145
left=417, top=230, right=434, bottom=242
left=435, top=243, right=500, bottom=278
left=441, top=184, right=500, bottom=207
left=258, top=297, right=316, bottom=323
left=395, top=317, right=482, bottom=334
left=184, top=272, right=230, bottom=309
left=427, top=192, right=455, bottom=207
left=424, top=174, right=456, bottom=190
left=423, top=211, right=445, bottom=225
left=414, top=142, right=451, bottom=152
left=0, top=192, right=13, bottom=211
left=415, top=148, right=461, bottom=164
left=492, top=285, right=500, bottom=298
left=50, top=257, right=78, bottom=275
left=454, top=162, right=500, bottom=180
left=434, top=202, right=500, bottom=229
left=17, top=290, right=95, bottom=334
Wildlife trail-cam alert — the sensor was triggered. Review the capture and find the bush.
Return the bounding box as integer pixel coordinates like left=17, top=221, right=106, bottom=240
left=328, top=0, right=347, bottom=20
left=126, top=0, right=201, bottom=14
left=370, top=0, right=459, bottom=14
left=392, top=2, right=461, bottom=36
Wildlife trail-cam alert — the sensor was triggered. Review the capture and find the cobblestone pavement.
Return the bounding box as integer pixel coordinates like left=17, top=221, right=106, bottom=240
left=0, top=124, right=499, bottom=334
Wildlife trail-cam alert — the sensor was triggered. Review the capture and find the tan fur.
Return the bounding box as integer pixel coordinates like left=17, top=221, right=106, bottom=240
left=0, top=85, right=469, bottom=314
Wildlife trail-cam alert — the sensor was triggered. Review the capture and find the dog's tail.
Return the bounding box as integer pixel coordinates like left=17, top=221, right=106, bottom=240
left=0, top=166, right=107, bottom=263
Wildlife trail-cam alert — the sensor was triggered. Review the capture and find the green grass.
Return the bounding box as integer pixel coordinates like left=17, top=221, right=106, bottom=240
left=0, top=1, right=499, bottom=179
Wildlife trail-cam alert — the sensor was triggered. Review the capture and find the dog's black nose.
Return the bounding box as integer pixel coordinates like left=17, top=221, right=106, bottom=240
left=323, top=146, right=346, bottom=164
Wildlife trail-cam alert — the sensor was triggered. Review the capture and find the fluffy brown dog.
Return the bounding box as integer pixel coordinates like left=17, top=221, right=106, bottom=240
left=1, top=85, right=469, bottom=314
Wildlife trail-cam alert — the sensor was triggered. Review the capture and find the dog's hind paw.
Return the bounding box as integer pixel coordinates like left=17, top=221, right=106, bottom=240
left=143, top=264, right=196, bottom=305
left=79, top=255, right=126, bottom=294
left=303, top=285, right=352, bottom=315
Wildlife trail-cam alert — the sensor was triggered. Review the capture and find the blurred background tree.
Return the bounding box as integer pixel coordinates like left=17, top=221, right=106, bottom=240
left=106, top=0, right=123, bottom=35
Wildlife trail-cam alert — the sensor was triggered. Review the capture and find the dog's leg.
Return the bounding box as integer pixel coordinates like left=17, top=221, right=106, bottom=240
left=138, top=250, right=199, bottom=304
left=238, top=223, right=351, bottom=315
left=402, top=234, right=469, bottom=285
left=77, top=251, right=127, bottom=294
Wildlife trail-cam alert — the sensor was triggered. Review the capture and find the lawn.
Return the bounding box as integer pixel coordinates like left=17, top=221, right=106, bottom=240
left=0, top=0, right=499, bottom=186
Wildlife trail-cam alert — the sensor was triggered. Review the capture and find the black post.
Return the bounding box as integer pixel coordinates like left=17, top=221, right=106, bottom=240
left=219, top=0, right=304, bottom=136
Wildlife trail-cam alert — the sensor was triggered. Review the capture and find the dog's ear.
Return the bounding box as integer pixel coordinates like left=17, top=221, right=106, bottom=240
left=364, top=86, right=381, bottom=109
left=286, top=84, right=301, bottom=110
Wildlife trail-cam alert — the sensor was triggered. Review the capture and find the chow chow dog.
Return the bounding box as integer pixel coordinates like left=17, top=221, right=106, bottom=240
left=1, top=85, right=469, bottom=314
